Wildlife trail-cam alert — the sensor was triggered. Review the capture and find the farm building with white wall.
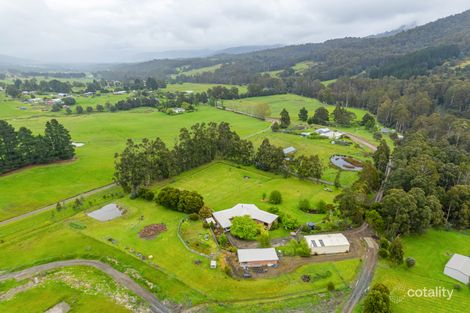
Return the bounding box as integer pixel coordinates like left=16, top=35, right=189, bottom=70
left=304, top=233, right=350, bottom=255
left=444, top=254, right=470, bottom=284
left=237, top=248, right=279, bottom=268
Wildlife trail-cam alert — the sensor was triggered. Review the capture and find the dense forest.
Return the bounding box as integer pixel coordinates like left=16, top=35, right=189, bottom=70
left=0, top=119, right=75, bottom=174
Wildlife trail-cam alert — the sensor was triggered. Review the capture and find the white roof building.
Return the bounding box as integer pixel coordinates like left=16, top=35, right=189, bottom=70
left=444, top=254, right=470, bottom=284
left=172, top=107, right=185, bottom=114
left=237, top=248, right=279, bottom=267
left=304, top=233, right=350, bottom=255
left=283, top=146, right=297, bottom=155
left=315, top=128, right=343, bottom=139
left=212, top=204, right=278, bottom=230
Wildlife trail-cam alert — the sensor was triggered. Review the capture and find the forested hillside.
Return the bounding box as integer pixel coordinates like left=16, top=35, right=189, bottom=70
left=99, top=9, right=470, bottom=82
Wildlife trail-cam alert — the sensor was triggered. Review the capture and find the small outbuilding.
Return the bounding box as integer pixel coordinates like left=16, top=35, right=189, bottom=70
left=444, top=254, right=470, bottom=284
left=210, top=260, right=217, bottom=269
left=304, top=233, right=350, bottom=255
left=237, top=248, right=279, bottom=268
left=283, top=146, right=297, bottom=155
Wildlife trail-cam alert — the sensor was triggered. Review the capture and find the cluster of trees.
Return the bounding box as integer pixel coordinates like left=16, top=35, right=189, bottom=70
left=230, top=215, right=260, bottom=240
left=0, top=119, right=74, bottom=174
left=363, top=283, right=392, bottom=313
left=156, top=187, right=204, bottom=214
left=114, top=122, right=253, bottom=196
left=336, top=130, right=470, bottom=238
left=369, top=44, right=460, bottom=79
left=206, top=86, right=239, bottom=100
left=5, top=79, right=71, bottom=97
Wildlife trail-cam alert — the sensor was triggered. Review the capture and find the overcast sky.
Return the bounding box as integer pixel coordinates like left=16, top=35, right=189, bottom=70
left=1, top=0, right=469, bottom=63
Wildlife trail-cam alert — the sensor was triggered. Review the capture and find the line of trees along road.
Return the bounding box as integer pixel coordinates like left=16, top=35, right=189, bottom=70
left=0, top=119, right=75, bottom=174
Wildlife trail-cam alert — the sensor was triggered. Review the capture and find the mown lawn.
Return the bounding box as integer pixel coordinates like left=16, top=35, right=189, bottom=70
left=0, top=107, right=268, bottom=220
left=362, top=230, right=470, bottom=313
left=153, top=162, right=339, bottom=229
left=224, top=94, right=369, bottom=122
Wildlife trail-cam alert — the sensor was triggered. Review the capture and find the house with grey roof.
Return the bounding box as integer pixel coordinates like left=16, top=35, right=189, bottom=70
left=237, top=248, right=279, bottom=268
left=282, top=146, right=297, bottom=155
left=212, top=204, right=278, bottom=231
left=444, top=253, right=470, bottom=284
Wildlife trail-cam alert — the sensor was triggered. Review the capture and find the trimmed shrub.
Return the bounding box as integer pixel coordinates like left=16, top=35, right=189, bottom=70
left=188, top=213, right=199, bottom=221
left=327, top=281, right=335, bottom=292
left=378, top=248, right=390, bottom=259
left=405, top=257, right=416, bottom=268
left=298, top=199, right=311, bottom=212
left=198, top=206, right=213, bottom=218
left=269, top=190, right=282, bottom=204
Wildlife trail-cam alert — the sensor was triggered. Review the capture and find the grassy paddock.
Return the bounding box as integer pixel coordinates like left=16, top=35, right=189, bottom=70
left=224, top=94, right=368, bottom=122
left=162, top=83, right=248, bottom=94
left=366, top=230, right=470, bottom=313
left=0, top=107, right=267, bottom=220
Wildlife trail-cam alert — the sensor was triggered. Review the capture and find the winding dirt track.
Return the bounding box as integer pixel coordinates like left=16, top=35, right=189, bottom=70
left=0, top=259, right=171, bottom=313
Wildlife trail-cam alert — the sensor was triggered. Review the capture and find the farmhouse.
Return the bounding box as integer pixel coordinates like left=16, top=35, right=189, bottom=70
left=212, top=204, right=278, bottom=231
left=444, top=253, right=470, bottom=284
left=304, top=233, right=350, bottom=255
left=314, top=128, right=343, bottom=139
left=237, top=248, right=279, bottom=268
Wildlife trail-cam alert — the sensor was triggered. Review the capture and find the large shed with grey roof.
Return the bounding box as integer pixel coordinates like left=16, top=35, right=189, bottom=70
left=212, top=204, right=278, bottom=231
left=304, top=233, right=350, bottom=255
left=237, top=248, right=279, bottom=268
left=444, top=254, right=470, bottom=284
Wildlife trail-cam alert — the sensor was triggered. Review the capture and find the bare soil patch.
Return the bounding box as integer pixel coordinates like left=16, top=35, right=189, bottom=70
left=139, top=223, right=167, bottom=239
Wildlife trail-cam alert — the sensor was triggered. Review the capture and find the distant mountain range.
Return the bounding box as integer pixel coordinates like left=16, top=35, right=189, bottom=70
left=99, top=9, right=470, bottom=82
left=128, top=44, right=283, bottom=62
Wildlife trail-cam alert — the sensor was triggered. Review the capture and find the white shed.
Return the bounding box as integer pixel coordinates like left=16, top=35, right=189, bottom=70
left=444, top=254, right=470, bottom=284
left=304, top=233, right=350, bottom=255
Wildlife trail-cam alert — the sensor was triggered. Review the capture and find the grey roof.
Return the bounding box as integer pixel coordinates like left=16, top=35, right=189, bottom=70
left=237, top=248, right=279, bottom=263
left=87, top=203, right=122, bottom=221
left=212, top=204, right=278, bottom=229
left=304, top=233, right=350, bottom=248
left=283, top=146, right=296, bottom=154
left=445, top=254, right=470, bottom=276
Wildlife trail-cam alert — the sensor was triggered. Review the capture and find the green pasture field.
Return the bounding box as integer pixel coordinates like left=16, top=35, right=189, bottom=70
left=291, top=61, right=315, bottom=72
left=247, top=132, right=369, bottom=187
left=74, top=92, right=130, bottom=109
left=0, top=266, right=143, bottom=313
left=162, top=82, right=248, bottom=94
left=0, top=163, right=360, bottom=307
left=0, top=107, right=268, bottom=221
left=224, top=94, right=368, bottom=122
left=177, top=64, right=223, bottom=76
left=149, top=161, right=339, bottom=233
left=355, top=229, right=470, bottom=313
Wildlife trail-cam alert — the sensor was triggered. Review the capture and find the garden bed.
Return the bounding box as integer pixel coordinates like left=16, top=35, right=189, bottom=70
left=138, top=223, right=167, bottom=239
